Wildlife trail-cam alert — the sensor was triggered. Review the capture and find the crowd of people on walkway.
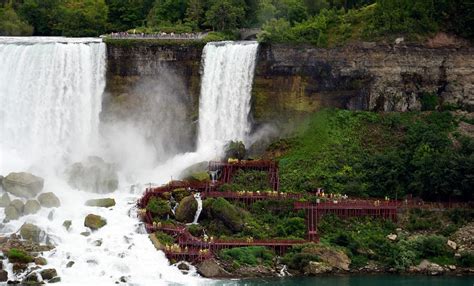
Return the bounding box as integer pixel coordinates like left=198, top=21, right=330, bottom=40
left=107, top=31, right=207, bottom=40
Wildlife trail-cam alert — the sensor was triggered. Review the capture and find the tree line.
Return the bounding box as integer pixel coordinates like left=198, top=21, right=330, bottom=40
left=0, top=0, right=472, bottom=41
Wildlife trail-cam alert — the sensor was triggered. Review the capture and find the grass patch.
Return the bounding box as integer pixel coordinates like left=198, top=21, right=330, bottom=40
left=7, top=248, right=33, bottom=263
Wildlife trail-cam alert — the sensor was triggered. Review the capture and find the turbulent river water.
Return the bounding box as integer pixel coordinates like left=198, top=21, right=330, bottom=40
left=0, top=37, right=258, bottom=285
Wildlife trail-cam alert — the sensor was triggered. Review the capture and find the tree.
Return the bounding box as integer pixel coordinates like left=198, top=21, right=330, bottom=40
left=205, top=0, right=245, bottom=31
left=106, top=0, right=153, bottom=31
left=0, top=5, right=33, bottom=36
left=56, top=0, right=109, bottom=37
left=147, top=0, right=188, bottom=27
left=18, top=0, right=61, bottom=35
left=276, top=0, right=308, bottom=24
left=185, top=0, right=203, bottom=29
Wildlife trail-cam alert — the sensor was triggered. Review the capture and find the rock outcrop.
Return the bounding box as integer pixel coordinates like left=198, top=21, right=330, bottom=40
left=19, top=223, right=45, bottom=243
left=105, top=41, right=474, bottom=134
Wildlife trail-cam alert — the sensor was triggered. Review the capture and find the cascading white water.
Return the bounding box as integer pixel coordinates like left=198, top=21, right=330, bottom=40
left=0, top=37, right=105, bottom=171
left=197, top=41, right=258, bottom=154
left=0, top=37, right=200, bottom=286
left=191, top=193, right=202, bottom=224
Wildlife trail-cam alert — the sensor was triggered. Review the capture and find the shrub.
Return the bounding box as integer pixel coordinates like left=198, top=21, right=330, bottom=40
left=413, top=235, right=450, bottom=258
left=154, top=231, right=174, bottom=245
left=282, top=252, right=320, bottom=270
left=219, top=246, right=274, bottom=266
left=456, top=252, right=474, bottom=267
left=146, top=197, right=171, bottom=217
left=420, top=92, right=439, bottom=111
left=7, top=248, right=33, bottom=263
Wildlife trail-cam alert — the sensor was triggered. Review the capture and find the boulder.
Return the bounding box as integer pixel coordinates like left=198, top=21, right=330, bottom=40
left=4, top=205, right=20, bottom=221
left=302, top=244, right=351, bottom=271
left=447, top=240, right=457, bottom=250
left=49, top=277, right=61, bottom=283
left=38, top=192, right=60, bottom=208
left=34, top=257, right=47, bottom=266
left=40, top=268, right=57, bottom=280
left=417, top=259, right=445, bottom=275
left=85, top=198, right=116, bottom=208
left=387, top=234, right=398, bottom=241
left=0, top=269, right=7, bottom=282
left=23, top=272, right=41, bottom=284
left=23, top=200, right=41, bottom=215
left=63, top=220, right=72, bottom=231
left=20, top=223, right=44, bottom=243
left=209, top=198, right=244, bottom=232
left=2, top=172, right=44, bottom=198
left=66, top=156, right=119, bottom=193
left=196, top=259, right=231, bottom=278
left=84, top=214, right=107, bottom=230
left=0, top=193, right=11, bottom=207
left=304, top=261, right=333, bottom=275
left=187, top=172, right=210, bottom=182
left=9, top=199, right=24, bottom=214
left=66, top=261, right=75, bottom=268
left=175, top=195, right=197, bottom=223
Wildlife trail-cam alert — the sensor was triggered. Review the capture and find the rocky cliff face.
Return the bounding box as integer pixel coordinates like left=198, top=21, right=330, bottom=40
left=104, top=41, right=474, bottom=128
left=253, top=43, right=474, bottom=123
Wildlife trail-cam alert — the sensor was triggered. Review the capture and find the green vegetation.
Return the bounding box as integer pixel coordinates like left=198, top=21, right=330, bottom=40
left=154, top=231, right=174, bottom=245
left=146, top=197, right=171, bottom=217
left=1, top=0, right=472, bottom=41
left=7, top=248, right=34, bottom=263
left=219, top=246, right=274, bottom=267
left=0, top=5, right=33, bottom=36
left=272, top=109, right=473, bottom=201
left=220, top=169, right=271, bottom=192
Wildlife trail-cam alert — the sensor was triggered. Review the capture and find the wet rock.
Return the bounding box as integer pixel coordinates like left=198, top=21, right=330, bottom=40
left=23, top=272, right=40, bottom=284
left=4, top=206, right=20, bottom=221
left=12, top=263, right=28, bottom=274
left=40, top=268, right=57, bottom=280
left=92, top=239, right=102, bottom=247
left=66, top=156, right=119, bottom=193
left=197, top=259, right=231, bottom=278
left=84, top=214, right=107, bottom=230
left=80, top=231, right=90, bottom=237
left=66, top=261, right=75, bottom=268
left=9, top=199, right=24, bottom=214
left=38, top=192, right=60, bottom=208
left=47, top=210, right=55, bottom=221
left=177, top=262, right=190, bottom=271
left=20, top=223, right=44, bottom=243
left=0, top=193, right=11, bottom=208
left=304, top=261, right=333, bottom=275
left=34, top=257, right=47, bottom=266
left=2, top=172, right=44, bottom=198
left=175, top=195, right=197, bottom=223
left=0, top=269, right=7, bottom=282
left=48, top=277, right=61, bottom=283
left=24, top=200, right=41, bottom=215
left=85, top=198, right=116, bottom=208
left=62, top=220, right=72, bottom=231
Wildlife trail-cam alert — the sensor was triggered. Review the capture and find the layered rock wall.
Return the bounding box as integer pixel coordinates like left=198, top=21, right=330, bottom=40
left=104, top=41, right=474, bottom=126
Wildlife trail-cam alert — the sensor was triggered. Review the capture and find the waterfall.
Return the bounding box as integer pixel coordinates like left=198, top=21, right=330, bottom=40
left=0, top=37, right=105, bottom=171
left=0, top=37, right=197, bottom=285
left=191, top=193, right=203, bottom=224
left=197, top=41, right=258, bottom=154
